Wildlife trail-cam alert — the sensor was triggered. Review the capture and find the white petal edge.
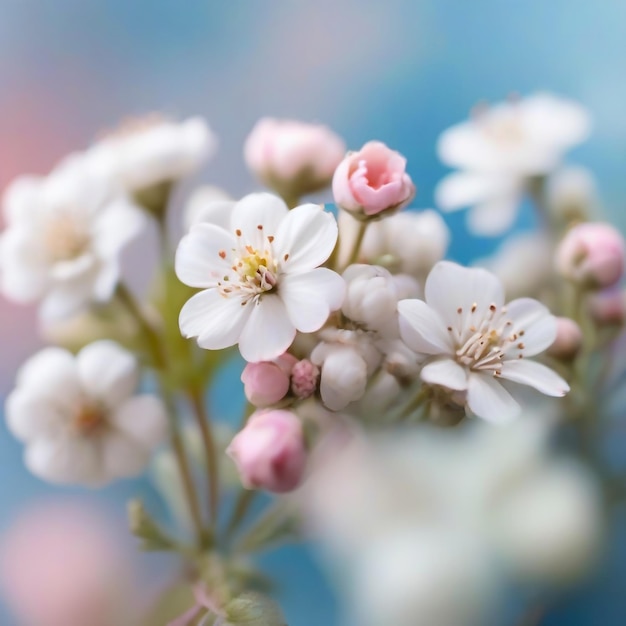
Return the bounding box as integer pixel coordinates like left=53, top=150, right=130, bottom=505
left=420, top=358, right=468, bottom=391
left=467, top=372, right=521, bottom=423
left=398, top=298, right=454, bottom=355
left=499, top=360, right=570, bottom=397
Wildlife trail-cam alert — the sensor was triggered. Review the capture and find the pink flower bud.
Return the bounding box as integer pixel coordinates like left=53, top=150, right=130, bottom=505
left=244, top=118, right=346, bottom=199
left=547, top=317, right=583, bottom=360
left=588, top=289, right=626, bottom=326
left=227, top=410, right=307, bottom=493
left=332, top=141, right=415, bottom=218
left=556, top=223, right=625, bottom=289
left=241, top=353, right=298, bottom=407
left=291, top=359, right=320, bottom=399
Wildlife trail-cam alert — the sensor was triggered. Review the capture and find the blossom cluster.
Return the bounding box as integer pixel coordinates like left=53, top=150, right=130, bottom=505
left=0, top=94, right=625, bottom=626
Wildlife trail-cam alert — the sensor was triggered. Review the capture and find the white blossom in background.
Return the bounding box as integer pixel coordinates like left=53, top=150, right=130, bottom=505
left=299, top=416, right=602, bottom=626
left=547, top=166, right=596, bottom=222
left=175, top=193, right=345, bottom=362
left=86, top=116, right=216, bottom=193
left=473, top=231, right=553, bottom=300
left=435, top=93, right=590, bottom=235
left=0, top=159, right=145, bottom=321
left=398, top=261, right=569, bottom=422
left=6, top=341, right=167, bottom=486
left=183, top=185, right=233, bottom=231
left=338, top=209, right=450, bottom=281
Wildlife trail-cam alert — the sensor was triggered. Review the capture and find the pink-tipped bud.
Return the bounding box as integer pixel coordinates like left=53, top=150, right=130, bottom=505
left=556, top=223, right=625, bottom=290
left=588, top=289, right=626, bottom=327
left=244, top=118, right=346, bottom=200
left=332, top=141, right=415, bottom=219
left=227, top=410, right=307, bottom=493
left=291, top=359, right=320, bottom=399
left=241, top=353, right=298, bottom=408
left=548, top=317, right=583, bottom=360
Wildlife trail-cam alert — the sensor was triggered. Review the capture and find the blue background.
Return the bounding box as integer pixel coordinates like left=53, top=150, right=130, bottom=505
left=1, top=2, right=625, bottom=624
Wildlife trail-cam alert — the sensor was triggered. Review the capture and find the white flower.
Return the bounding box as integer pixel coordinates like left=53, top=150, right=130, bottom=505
left=398, top=261, right=569, bottom=422
left=6, top=341, right=167, bottom=486
left=0, top=159, right=145, bottom=320
left=337, top=209, right=449, bottom=280
left=435, top=93, right=590, bottom=235
left=86, top=116, right=216, bottom=192
left=547, top=165, right=596, bottom=221
left=175, top=193, right=345, bottom=362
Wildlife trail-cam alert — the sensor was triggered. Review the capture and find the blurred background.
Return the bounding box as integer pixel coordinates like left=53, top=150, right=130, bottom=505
left=0, top=1, right=625, bottom=624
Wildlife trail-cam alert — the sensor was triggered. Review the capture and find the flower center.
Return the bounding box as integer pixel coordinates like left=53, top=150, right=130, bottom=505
left=73, top=403, right=106, bottom=436
left=44, top=213, right=90, bottom=262
left=449, top=303, right=526, bottom=375
left=483, top=114, right=525, bottom=146
left=217, top=227, right=281, bottom=303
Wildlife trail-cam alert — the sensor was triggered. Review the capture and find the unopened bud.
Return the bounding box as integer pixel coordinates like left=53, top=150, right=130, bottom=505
left=547, top=317, right=583, bottom=360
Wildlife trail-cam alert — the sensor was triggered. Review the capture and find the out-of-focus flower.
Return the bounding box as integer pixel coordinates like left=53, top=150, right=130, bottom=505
left=86, top=116, right=215, bottom=193
left=176, top=193, right=345, bottom=362
left=299, top=416, right=602, bottom=626
left=227, top=409, right=307, bottom=493
left=547, top=317, right=583, bottom=360
left=556, top=222, right=625, bottom=289
left=547, top=166, right=596, bottom=223
left=0, top=502, right=135, bottom=626
left=241, top=353, right=297, bottom=407
left=491, top=460, right=602, bottom=583
left=588, top=288, right=626, bottom=326
left=333, top=141, right=415, bottom=218
left=344, top=209, right=450, bottom=281
left=6, top=341, right=167, bottom=486
left=183, top=185, right=233, bottom=231
left=0, top=160, right=145, bottom=320
left=398, top=261, right=569, bottom=422
left=311, top=330, right=382, bottom=411
left=473, top=231, right=553, bottom=300
left=436, top=93, right=590, bottom=235
left=244, top=118, right=345, bottom=202
left=341, top=264, right=402, bottom=338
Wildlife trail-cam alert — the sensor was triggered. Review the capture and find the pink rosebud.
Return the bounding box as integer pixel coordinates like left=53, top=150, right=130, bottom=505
left=332, top=141, right=415, bottom=218
left=291, top=359, right=320, bottom=399
left=588, top=289, right=626, bottom=326
left=547, top=317, right=583, bottom=360
left=556, top=222, right=625, bottom=289
left=227, top=410, right=307, bottom=493
left=244, top=118, right=346, bottom=200
left=241, top=353, right=298, bottom=408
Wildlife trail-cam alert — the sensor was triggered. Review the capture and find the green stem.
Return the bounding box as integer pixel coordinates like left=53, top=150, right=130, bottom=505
left=225, top=489, right=258, bottom=540
left=345, top=219, right=368, bottom=269
left=188, top=387, right=220, bottom=527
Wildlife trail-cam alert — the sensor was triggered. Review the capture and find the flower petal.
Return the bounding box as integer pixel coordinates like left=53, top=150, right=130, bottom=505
left=110, top=395, right=168, bottom=448
left=238, top=295, right=296, bottom=362
left=499, top=360, right=570, bottom=397
left=398, top=298, right=453, bottom=355
left=77, top=340, right=139, bottom=408
left=273, top=204, right=338, bottom=272
left=420, top=358, right=468, bottom=391
left=102, top=431, right=150, bottom=479
left=175, top=224, right=236, bottom=288
left=467, top=193, right=521, bottom=237
left=424, top=261, right=504, bottom=328
left=280, top=268, right=345, bottom=333
left=467, top=372, right=521, bottom=423
left=435, top=172, right=505, bottom=210
left=92, top=199, right=146, bottom=259
left=505, top=298, right=557, bottom=357
left=180, top=289, right=252, bottom=350
left=5, top=390, right=67, bottom=442
left=230, top=193, right=288, bottom=244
